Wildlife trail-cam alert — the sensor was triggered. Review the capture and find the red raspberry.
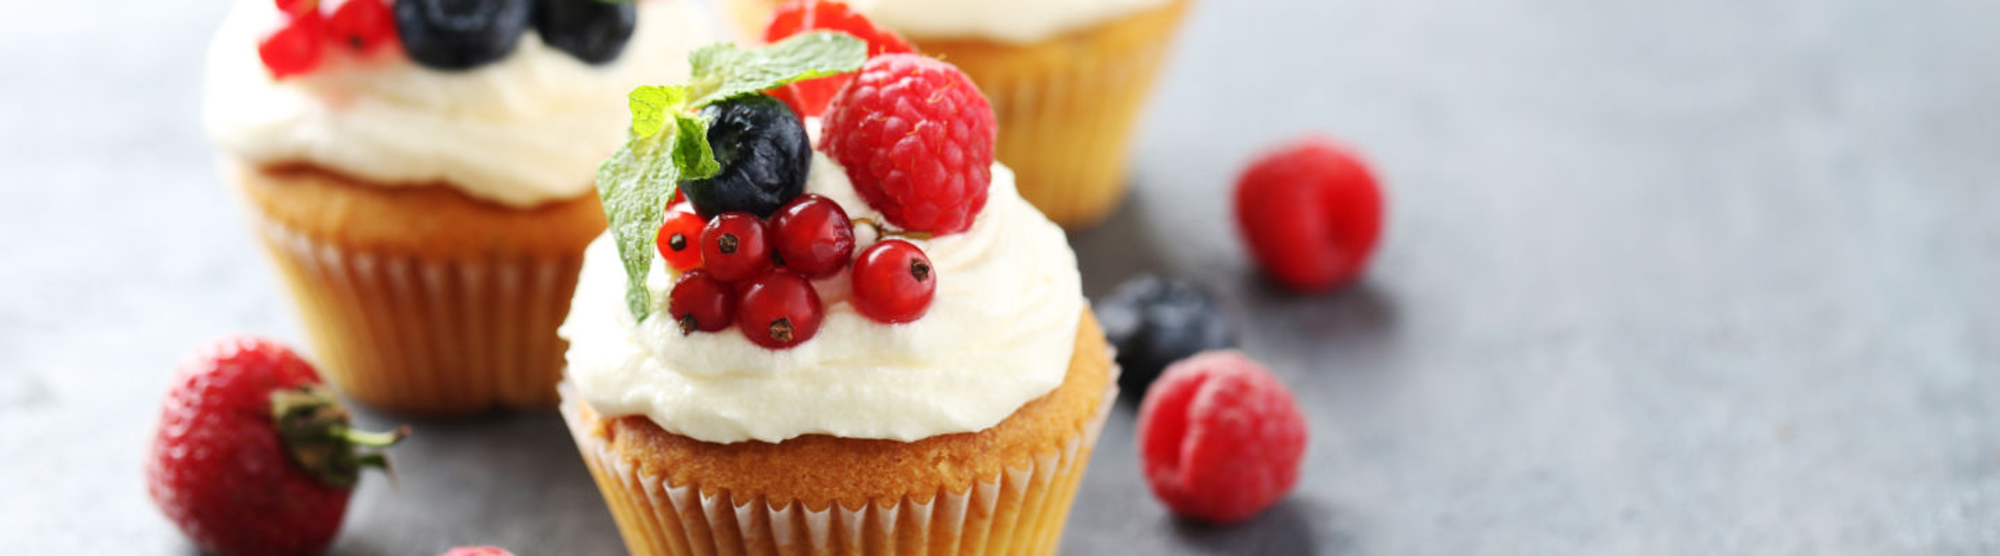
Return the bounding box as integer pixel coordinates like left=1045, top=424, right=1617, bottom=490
left=736, top=270, right=824, bottom=349
left=850, top=239, right=935, bottom=324
left=1234, top=134, right=1384, bottom=292
left=701, top=212, right=774, bottom=283
left=762, top=0, right=914, bottom=118
left=326, top=0, right=398, bottom=53
left=258, top=12, right=327, bottom=80
left=1137, top=350, right=1307, bottom=524
left=655, top=211, right=706, bottom=272
left=821, top=53, right=995, bottom=235
left=668, top=270, right=734, bottom=334
left=769, top=193, right=856, bottom=279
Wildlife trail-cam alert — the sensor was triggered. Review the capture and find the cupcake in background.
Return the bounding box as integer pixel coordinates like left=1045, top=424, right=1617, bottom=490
left=204, top=0, right=713, bottom=414
left=732, top=0, right=1193, bottom=228
left=558, top=29, right=1115, bottom=555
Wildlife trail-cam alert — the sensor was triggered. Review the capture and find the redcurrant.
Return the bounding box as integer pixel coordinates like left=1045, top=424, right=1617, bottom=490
left=851, top=239, right=935, bottom=324
left=701, top=212, right=774, bottom=283
left=736, top=270, right=823, bottom=349
left=655, top=212, right=706, bottom=272
left=258, top=12, right=326, bottom=80
left=668, top=270, right=734, bottom=334
left=326, top=0, right=397, bottom=53
left=769, top=194, right=855, bottom=279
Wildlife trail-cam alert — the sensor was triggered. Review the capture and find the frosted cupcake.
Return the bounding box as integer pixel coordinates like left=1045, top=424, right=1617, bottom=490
left=558, top=32, right=1114, bottom=555
left=205, top=0, right=712, bottom=414
left=732, top=0, right=1192, bottom=228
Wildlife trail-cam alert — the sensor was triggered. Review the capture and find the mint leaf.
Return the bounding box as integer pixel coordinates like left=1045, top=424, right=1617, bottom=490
left=684, top=32, right=866, bottom=108
left=595, top=122, right=681, bottom=321
left=627, top=85, right=686, bottom=137
left=672, top=115, right=719, bottom=182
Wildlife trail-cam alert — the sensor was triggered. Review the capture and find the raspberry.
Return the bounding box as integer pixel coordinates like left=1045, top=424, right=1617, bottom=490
left=1137, top=350, right=1307, bottom=524
left=701, top=212, right=774, bottom=283
left=1234, top=134, right=1384, bottom=292
left=668, top=270, right=734, bottom=334
left=258, top=11, right=327, bottom=80
left=821, top=54, right=995, bottom=235
left=736, top=270, right=823, bottom=349
left=850, top=239, right=935, bottom=324
left=655, top=211, right=706, bottom=272
left=769, top=194, right=856, bottom=279
left=762, top=0, right=914, bottom=118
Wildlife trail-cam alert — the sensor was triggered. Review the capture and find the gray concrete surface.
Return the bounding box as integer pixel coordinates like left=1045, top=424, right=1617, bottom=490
left=3, top=0, right=1998, bottom=553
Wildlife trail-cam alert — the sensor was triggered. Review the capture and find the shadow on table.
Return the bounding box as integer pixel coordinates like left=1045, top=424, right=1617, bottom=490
left=1169, top=497, right=1351, bottom=555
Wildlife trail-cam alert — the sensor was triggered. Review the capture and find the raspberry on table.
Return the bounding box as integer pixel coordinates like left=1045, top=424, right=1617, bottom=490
left=1234, top=134, right=1384, bottom=292
left=821, top=53, right=996, bottom=235
left=1137, top=350, right=1308, bottom=524
left=761, top=0, right=915, bottom=118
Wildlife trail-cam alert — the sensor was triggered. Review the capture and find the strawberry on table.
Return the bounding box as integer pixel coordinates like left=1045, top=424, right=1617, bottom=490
left=145, top=336, right=406, bottom=556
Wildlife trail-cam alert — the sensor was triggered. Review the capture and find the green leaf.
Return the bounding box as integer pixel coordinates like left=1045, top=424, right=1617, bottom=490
left=627, top=85, right=687, bottom=137
left=673, top=115, right=720, bottom=182
left=684, top=32, right=867, bottom=108
left=595, top=124, right=682, bottom=321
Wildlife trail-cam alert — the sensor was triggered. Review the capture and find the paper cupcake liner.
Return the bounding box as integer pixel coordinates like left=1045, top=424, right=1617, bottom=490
left=559, top=377, right=1117, bottom=556
left=249, top=215, right=582, bottom=414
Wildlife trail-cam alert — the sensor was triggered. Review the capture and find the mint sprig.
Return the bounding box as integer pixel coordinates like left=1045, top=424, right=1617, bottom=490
left=594, top=32, right=866, bottom=321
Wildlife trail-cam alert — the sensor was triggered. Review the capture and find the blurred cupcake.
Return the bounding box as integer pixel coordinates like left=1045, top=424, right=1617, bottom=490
left=558, top=33, right=1114, bottom=554
left=203, top=0, right=712, bottom=414
left=732, top=0, right=1192, bottom=228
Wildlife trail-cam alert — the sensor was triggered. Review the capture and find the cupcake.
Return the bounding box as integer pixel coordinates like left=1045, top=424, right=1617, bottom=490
left=731, top=0, right=1193, bottom=228
left=558, top=32, right=1115, bottom=555
left=204, top=0, right=713, bottom=414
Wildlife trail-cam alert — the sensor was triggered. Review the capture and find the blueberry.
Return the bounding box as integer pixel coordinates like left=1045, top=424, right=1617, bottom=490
left=394, top=0, right=533, bottom=70
left=1097, top=274, right=1239, bottom=397
left=683, top=94, right=811, bottom=218
left=534, top=0, right=636, bottom=65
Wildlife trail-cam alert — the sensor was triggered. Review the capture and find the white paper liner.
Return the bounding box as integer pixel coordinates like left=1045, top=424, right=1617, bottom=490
left=250, top=214, right=580, bottom=413
left=559, top=367, right=1117, bottom=556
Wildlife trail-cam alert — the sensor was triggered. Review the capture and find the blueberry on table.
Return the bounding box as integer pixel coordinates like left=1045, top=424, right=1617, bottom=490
left=394, top=0, right=534, bottom=70
left=534, top=0, right=637, bottom=65
left=1097, top=274, right=1239, bottom=396
left=683, top=94, right=811, bottom=218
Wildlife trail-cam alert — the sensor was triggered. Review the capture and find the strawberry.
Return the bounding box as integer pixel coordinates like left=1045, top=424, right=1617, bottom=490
left=145, top=336, right=406, bottom=556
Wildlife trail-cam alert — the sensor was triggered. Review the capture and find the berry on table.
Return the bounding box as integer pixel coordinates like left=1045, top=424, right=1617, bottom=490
left=700, top=212, right=774, bottom=283
left=327, top=0, right=399, bottom=52
left=736, top=270, right=824, bottom=348
left=1234, top=134, right=1384, bottom=292
left=259, top=11, right=328, bottom=79
left=1097, top=274, right=1238, bottom=395
left=761, top=0, right=914, bottom=118
left=683, top=94, right=812, bottom=218
left=1137, top=350, right=1307, bottom=524
left=655, top=211, right=706, bottom=272
left=393, top=0, right=534, bottom=70
left=441, top=547, right=515, bottom=556
left=146, top=337, right=406, bottom=556
left=821, top=53, right=996, bottom=235
left=668, top=270, right=734, bottom=334
left=850, top=239, right=935, bottom=324
left=769, top=193, right=856, bottom=279
left=534, top=0, right=636, bottom=64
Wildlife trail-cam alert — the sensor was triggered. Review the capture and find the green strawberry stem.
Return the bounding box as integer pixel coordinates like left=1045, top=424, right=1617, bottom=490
left=270, top=385, right=408, bottom=489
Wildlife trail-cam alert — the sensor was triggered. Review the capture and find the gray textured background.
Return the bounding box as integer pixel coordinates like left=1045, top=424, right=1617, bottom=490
left=3, top=0, right=1998, bottom=554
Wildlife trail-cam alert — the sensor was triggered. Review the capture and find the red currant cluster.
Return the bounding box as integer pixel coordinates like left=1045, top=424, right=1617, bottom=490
left=259, top=0, right=398, bottom=79
left=657, top=194, right=939, bottom=349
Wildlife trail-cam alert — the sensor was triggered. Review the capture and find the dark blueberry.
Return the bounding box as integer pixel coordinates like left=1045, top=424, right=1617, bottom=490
left=683, top=94, right=811, bottom=218
left=394, top=0, right=534, bottom=70
left=533, top=0, right=636, bottom=65
left=1098, top=274, right=1239, bottom=397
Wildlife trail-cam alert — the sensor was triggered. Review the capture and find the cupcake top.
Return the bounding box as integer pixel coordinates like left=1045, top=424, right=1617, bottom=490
left=203, top=0, right=711, bottom=208
left=844, top=0, right=1174, bottom=43
left=560, top=34, right=1084, bottom=444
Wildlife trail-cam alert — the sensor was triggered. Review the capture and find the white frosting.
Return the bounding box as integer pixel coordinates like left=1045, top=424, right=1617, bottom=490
left=203, top=0, right=713, bottom=207
left=561, top=153, right=1083, bottom=444
left=845, top=0, right=1173, bottom=43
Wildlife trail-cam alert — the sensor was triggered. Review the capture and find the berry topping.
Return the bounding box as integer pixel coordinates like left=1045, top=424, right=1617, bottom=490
left=682, top=94, right=812, bottom=218
left=533, top=0, right=636, bottom=65
left=276, top=0, right=318, bottom=16
left=761, top=0, right=914, bottom=118
left=393, top=0, right=533, bottom=70
left=1137, top=350, right=1307, bottom=524
left=654, top=211, right=706, bottom=272
left=1235, top=134, right=1384, bottom=292
left=822, top=54, right=996, bottom=235
left=327, top=0, right=398, bottom=52
left=736, top=270, right=824, bottom=348
left=1098, top=274, right=1238, bottom=395
left=700, top=212, right=774, bottom=283
left=668, top=270, right=735, bottom=334
left=769, top=193, right=856, bottom=279
left=850, top=239, right=936, bottom=324
left=147, top=337, right=407, bottom=555
left=259, top=11, right=328, bottom=79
